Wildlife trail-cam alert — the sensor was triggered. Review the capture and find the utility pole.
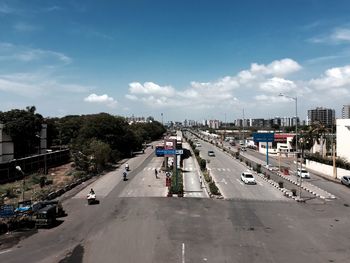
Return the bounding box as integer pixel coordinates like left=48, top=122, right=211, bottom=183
left=332, top=123, right=337, bottom=178
left=242, top=108, right=245, bottom=146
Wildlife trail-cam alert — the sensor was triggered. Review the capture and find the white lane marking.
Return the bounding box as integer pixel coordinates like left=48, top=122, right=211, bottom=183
left=257, top=181, right=263, bottom=186
left=227, top=168, right=231, bottom=172
left=217, top=168, right=221, bottom=171
left=142, top=178, right=145, bottom=181
left=191, top=178, right=194, bottom=185
left=182, top=243, right=185, bottom=263
left=0, top=249, right=12, bottom=255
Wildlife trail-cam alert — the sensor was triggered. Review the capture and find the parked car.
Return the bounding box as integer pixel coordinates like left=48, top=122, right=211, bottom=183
left=297, top=168, right=310, bottom=179
left=241, top=172, right=256, bottom=184
left=341, top=176, right=350, bottom=186
left=35, top=205, right=57, bottom=228
left=208, top=150, right=215, bottom=157
left=195, top=142, right=201, bottom=147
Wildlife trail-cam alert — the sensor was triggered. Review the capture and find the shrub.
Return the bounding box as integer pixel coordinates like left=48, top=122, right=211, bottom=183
left=72, top=170, right=87, bottom=179
left=256, top=164, right=262, bottom=173
left=200, top=159, right=206, bottom=171
left=203, top=171, right=211, bottom=182
left=209, top=181, right=220, bottom=195
left=39, top=176, right=46, bottom=188
left=30, top=174, right=41, bottom=184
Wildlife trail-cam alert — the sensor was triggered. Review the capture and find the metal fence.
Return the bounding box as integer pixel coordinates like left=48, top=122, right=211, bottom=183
left=0, top=149, right=70, bottom=184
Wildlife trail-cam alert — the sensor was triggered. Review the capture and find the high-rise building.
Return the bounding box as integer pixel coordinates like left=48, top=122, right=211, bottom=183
left=307, top=107, right=335, bottom=127
left=209, top=120, right=220, bottom=129
left=342, top=105, right=350, bottom=119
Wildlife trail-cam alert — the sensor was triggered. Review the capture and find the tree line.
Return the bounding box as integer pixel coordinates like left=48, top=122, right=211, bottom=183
left=0, top=106, right=165, bottom=171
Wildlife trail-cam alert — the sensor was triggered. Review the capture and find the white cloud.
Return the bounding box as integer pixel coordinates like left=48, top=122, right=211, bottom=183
left=129, top=82, right=175, bottom=97
left=0, top=42, right=72, bottom=64
left=309, top=65, right=350, bottom=89
left=309, top=27, right=350, bottom=44
left=0, top=72, right=92, bottom=97
left=125, top=94, right=138, bottom=101
left=259, top=77, right=296, bottom=93
left=123, top=58, right=350, bottom=120
left=84, top=93, right=117, bottom=108
left=331, top=28, right=350, bottom=42
left=250, top=58, right=302, bottom=76
left=125, top=58, right=301, bottom=111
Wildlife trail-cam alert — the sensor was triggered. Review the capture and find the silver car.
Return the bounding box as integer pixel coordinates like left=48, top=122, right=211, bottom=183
left=341, top=176, right=350, bottom=186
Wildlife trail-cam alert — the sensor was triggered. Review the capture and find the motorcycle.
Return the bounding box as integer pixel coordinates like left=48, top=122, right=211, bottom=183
left=87, top=192, right=96, bottom=205
left=123, top=171, right=127, bottom=181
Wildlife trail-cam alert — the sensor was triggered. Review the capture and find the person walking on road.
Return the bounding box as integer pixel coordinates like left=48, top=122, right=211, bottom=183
left=155, top=169, right=159, bottom=179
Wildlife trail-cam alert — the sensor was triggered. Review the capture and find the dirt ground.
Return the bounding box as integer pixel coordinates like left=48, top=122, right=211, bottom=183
left=1, top=163, right=75, bottom=206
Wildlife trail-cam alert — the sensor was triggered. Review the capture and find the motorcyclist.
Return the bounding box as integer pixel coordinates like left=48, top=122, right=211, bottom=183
left=89, top=188, right=95, bottom=195
left=123, top=171, right=127, bottom=180
left=125, top=163, right=129, bottom=171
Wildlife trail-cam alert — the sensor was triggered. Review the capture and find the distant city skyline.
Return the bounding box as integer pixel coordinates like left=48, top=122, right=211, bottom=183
left=1, top=1, right=350, bottom=122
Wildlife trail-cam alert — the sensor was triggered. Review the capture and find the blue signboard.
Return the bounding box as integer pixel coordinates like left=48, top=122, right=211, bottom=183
left=253, top=132, right=275, bottom=142
left=156, top=149, right=176, bottom=155
left=0, top=204, right=15, bottom=218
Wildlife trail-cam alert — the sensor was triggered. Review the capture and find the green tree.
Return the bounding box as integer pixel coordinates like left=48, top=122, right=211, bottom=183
left=0, top=106, right=43, bottom=158
left=87, top=139, right=112, bottom=172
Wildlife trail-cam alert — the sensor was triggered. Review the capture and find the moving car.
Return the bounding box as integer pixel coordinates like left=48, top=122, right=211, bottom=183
left=208, top=150, right=215, bottom=157
left=241, top=172, right=256, bottom=184
left=297, top=168, right=310, bottom=179
left=195, top=142, right=201, bottom=147
left=341, top=176, right=350, bottom=186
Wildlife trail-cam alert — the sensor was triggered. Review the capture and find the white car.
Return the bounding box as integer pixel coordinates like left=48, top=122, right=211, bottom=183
left=297, top=168, right=310, bottom=179
left=241, top=172, right=256, bottom=184
left=195, top=142, right=201, bottom=147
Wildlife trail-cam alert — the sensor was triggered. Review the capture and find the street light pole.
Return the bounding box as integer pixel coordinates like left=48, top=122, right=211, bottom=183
left=279, top=94, right=301, bottom=199
left=16, top=166, right=25, bottom=201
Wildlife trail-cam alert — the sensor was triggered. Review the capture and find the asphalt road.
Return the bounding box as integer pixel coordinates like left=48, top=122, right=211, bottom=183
left=1, top=138, right=350, bottom=262
left=194, top=138, right=290, bottom=202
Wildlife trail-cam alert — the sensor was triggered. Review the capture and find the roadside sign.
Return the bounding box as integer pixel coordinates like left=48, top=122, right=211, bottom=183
left=156, top=149, right=174, bottom=155
left=156, top=149, right=182, bottom=155
left=253, top=132, right=274, bottom=142
left=0, top=204, right=15, bottom=218
left=175, top=149, right=183, bottom=155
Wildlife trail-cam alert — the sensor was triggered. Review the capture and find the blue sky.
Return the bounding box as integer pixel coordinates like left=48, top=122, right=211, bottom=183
left=1, top=0, right=350, bottom=122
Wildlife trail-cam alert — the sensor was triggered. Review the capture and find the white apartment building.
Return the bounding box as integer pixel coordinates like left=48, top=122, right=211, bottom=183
left=0, top=124, right=14, bottom=162
left=342, top=105, right=350, bottom=119
left=336, top=119, right=350, bottom=162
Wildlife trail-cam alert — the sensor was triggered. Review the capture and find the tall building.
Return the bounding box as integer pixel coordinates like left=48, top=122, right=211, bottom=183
left=209, top=120, right=220, bottom=129
left=342, top=105, right=350, bottom=119
left=307, top=107, right=335, bottom=127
